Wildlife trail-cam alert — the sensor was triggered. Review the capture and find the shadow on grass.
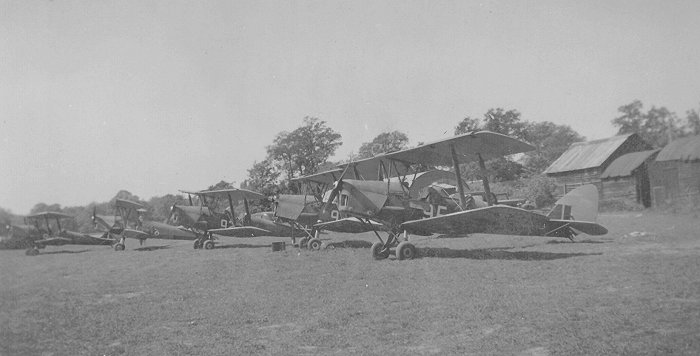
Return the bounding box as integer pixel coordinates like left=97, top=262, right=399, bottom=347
left=40, top=249, right=91, bottom=255
left=418, top=247, right=601, bottom=260
left=546, top=239, right=611, bottom=244
left=326, top=240, right=373, bottom=249
left=215, top=243, right=271, bottom=249
left=133, top=245, right=171, bottom=251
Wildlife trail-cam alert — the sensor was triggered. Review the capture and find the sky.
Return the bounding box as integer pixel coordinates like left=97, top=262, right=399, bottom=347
left=1, top=0, right=699, bottom=214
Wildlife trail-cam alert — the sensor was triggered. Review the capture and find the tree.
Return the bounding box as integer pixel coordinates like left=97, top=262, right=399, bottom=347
left=521, top=121, right=585, bottom=174
left=685, top=107, right=700, bottom=136
left=452, top=108, right=585, bottom=177
left=207, top=180, right=235, bottom=191
left=611, top=100, right=644, bottom=135
left=356, top=131, right=409, bottom=159
left=0, top=207, right=14, bottom=236
left=266, top=117, right=342, bottom=184
left=241, top=159, right=281, bottom=197
left=148, top=194, right=187, bottom=222
left=29, top=203, right=62, bottom=215
left=454, top=116, right=482, bottom=135
left=612, top=100, right=683, bottom=147
left=482, top=108, right=527, bottom=139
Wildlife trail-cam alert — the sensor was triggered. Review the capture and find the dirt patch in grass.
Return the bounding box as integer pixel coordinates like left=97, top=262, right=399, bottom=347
left=1, top=211, right=699, bottom=355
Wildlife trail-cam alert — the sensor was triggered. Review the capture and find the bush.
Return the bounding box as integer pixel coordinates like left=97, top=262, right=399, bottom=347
left=512, top=175, right=558, bottom=209
left=599, top=198, right=645, bottom=212
left=467, top=175, right=557, bottom=209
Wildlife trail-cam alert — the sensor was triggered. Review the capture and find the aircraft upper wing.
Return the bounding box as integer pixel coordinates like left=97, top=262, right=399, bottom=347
left=385, top=131, right=535, bottom=168
left=208, top=226, right=274, bottom=237
left=199, top=188, right=266, bottom=201
left=26, top=211, right=74, bottom=220
left=336, top=154, right=414, bottom=180
left=179, top=189, right=202, bottom=196
left=400, top=205, right=550, bottom=237
left=291, top=168, right=345, bottom=185
left=115, top=199, right=146, bottom=211
left=331, top=131, right=534, bottom=180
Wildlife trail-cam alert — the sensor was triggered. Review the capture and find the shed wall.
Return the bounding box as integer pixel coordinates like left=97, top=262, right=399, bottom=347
left=649, top=161, right=700, bottom=206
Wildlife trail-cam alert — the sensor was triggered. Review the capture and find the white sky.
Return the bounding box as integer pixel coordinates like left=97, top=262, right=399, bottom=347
left=1, top=0, right=699, bottom=214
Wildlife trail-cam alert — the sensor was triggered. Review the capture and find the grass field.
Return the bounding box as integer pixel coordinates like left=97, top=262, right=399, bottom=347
left=2, top=211, right=700, bottom=355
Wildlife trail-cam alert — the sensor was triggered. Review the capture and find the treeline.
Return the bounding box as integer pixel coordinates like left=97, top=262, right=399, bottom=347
left=2, top=100, right=697, bottom=235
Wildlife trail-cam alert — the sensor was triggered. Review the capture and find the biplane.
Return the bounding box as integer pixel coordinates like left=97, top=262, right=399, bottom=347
left=181, top=188, right=332, bottom=250
left=22, top=212, right=114, bottom=255
left=92, top=199, right=197, bottom=251
left=312, top=130, right=608, bottom=260
left=170, top=188, right=296, bottom=250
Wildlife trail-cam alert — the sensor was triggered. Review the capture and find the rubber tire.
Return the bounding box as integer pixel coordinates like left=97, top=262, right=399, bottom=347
left=193, top=240, right=202, bottom=249
left=203, top=240, right=215, bottom=250
left=114, top=243, right=125, bottom=251
left=395, top=241, right=416, bottom=260
left=371, top=241, right=389, bottom=260
left=25, top=248, right=39, bottom=256
left=308, top=238, right=322, bottom=251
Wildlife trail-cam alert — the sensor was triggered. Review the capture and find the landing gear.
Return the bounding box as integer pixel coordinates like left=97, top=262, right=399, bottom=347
left=371, top=241, right=389, bottom=260
left=395, top=241, right=416, bottom=260
left=307, top=238, right=322, bottom=251
left=25, top=247, right=40, bottom=256
left=114, top=237, right=126, bottom=251
left=194, top=233, right=216, bottom=250
left=369, top=226, right=417, bottom=261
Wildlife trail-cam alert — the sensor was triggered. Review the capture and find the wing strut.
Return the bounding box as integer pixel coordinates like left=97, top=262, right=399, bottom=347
left=450, top=144, right=468, bottom=208
left=478, top=153, right=494, bottom=206
left=226, top=192, right=236, bottom=226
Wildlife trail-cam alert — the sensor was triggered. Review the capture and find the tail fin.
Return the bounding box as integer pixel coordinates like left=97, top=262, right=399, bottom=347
left=547, top=184, right=607, bottom=236
left=547, top=184, right=599, bottom=222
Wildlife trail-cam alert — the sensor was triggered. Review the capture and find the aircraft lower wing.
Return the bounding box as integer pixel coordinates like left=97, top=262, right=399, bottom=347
left=34, top=237, right=72, bottom=246
left=400, top=205, right=551, bottom=237
left=314, top=217, right=382, bottom=233
left=548, top=219, right=608, bottom=236
left=208, top=226, right=274, bottom=237
left=87, top=233, right=116, bottom=244
left=121, top=229, right=150, bottom=240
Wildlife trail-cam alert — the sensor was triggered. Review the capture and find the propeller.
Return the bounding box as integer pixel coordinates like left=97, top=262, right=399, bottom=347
left=319, top=164, right=351, bottom=221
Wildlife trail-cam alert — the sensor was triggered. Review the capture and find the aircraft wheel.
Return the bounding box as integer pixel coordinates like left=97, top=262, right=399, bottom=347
left=193, top=240, right=202, bottom=249
left=307, top=238, right=322, bottom=251
left=114, top=243, right=125, bottom=251
left=371, top=242, right=389, bottom=260
left=25, top=248, right=39, bottom=256
left=395, top=241, right=416, bottom=260
left=202, top=240, right=215, bottom=250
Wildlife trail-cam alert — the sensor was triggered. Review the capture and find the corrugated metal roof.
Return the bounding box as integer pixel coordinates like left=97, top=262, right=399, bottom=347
left=600, top=149, right=660, bottom=179
left=656, top=135, right=700, bottom=162
left=544, top=134, right=633, bottom=174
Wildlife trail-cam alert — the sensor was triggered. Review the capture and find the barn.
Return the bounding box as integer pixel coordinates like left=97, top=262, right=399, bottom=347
left=648, top=135, right=700, bottom=207
left=599, top=149, right=660, bottom=207
left=543, top=133, right=653, bottom=199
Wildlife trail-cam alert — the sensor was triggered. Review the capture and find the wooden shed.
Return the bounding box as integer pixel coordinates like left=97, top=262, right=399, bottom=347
left=599, top=149, right=660, bottom=207
left=543, top=133, right=653, bottom=197
left=648, top=135, right=700, bottom=206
